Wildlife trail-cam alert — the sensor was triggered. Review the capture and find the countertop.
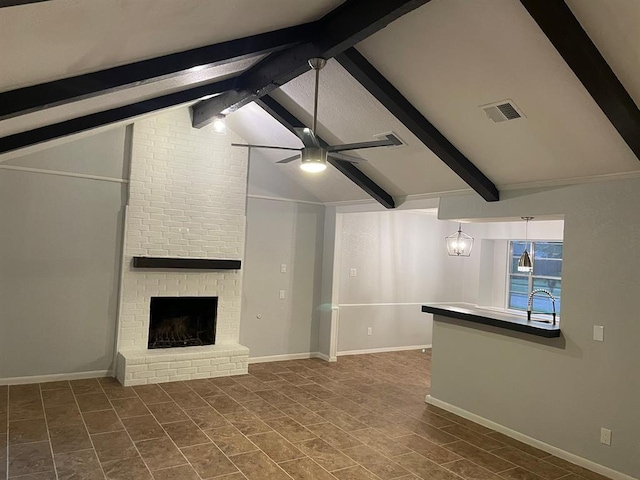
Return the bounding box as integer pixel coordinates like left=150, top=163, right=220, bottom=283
left=421, top=303, right=561, bottom=338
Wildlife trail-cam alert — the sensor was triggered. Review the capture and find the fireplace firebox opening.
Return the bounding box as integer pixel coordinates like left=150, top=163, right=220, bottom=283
left=148, top=296, right=217, bottom=349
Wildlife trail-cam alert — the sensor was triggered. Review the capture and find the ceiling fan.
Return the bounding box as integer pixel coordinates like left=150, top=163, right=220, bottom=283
left=232, top=58, right=402, bottom=173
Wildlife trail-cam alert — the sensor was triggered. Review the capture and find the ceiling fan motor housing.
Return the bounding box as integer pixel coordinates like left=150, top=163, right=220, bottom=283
left=301, top=147, right=327, bottom=164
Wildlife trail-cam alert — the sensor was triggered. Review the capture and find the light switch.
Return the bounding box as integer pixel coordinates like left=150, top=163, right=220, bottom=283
left=279, top=290, right=285, bottom=300
left=593, top=325, right=604, bottom=342
left=349, top=268, right=357, bottom=277
left=280, top=264, right=287, bottom=273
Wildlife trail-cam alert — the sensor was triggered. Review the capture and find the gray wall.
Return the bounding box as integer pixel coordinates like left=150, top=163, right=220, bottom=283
left=0, top=128, right=128, bottom=379
left=435, top=179, right=640, bottom=478
left=318, top=206, right=337, bottom=359
left=240, top=197, right=325, bottom=358
left=336, top=211, right=469, bottom=353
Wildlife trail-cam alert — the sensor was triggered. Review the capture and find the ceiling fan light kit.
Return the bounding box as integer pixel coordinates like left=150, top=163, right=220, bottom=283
left=300, top=147, right=328, bottom=172
left=231, top=58, right=402, bottom=173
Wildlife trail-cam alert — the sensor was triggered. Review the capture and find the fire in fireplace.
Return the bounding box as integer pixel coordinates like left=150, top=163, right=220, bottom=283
left=148, top=297, right=217, bottom=349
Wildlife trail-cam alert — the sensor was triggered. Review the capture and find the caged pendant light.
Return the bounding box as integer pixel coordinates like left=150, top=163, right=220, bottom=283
left=518, top=217, right=534, bottom=273
left=446, top=223, right=474, bottom=257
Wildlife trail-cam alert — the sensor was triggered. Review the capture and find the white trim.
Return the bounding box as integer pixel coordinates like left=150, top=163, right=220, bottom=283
left=313, top=352, right=336, bottom=362
left=0, top=165, right=129, bottom=184
left=425, top=395, right=636, bottom=480
left=246, top=194, right=324, bottom=206
left=499, top=170, right=640, bottom=191
left=248, top=352, right=330, bottom=364
left=338, top=344, right=431, bottom=356
left=0, top=370, right=113, bottom=386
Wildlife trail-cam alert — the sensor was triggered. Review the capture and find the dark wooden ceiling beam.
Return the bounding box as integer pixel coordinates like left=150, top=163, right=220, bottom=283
left=0, top=24, right=312, bottom=121
left=192, top=0, right=430, bottom=128
left=520, top=0, right=640, bottom=160
left=335, top=48, right=499, bottom=202
left=0, top=0, right=49, bottom=7
left=0, top=78, right=235, bottom=156
left=256, top=95, right=396, bottom=209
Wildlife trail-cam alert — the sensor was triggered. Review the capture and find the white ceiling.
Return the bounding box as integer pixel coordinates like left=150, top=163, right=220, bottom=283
left=0, top=0, right=343, bottom=90
left=567, top=0, right=640, bottom=107
left=2, top=0, right=639, bottom=205
left=357, top=0, right=639, bottom=189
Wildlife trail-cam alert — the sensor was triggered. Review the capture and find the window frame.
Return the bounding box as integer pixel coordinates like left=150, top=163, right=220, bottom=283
left=506, top=240, right=562, bottom=321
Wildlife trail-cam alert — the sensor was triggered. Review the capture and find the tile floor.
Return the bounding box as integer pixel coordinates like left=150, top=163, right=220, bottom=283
left=0, top=349, right=611, bottom=480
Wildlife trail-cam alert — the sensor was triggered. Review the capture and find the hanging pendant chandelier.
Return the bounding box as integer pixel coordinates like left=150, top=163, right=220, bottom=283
left=446, top=223, right=474, bottom=256
left=518, top=217, right=534, bottom=273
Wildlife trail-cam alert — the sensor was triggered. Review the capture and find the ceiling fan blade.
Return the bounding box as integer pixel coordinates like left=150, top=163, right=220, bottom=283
left=276, top=154, right=302, bottom=164
left=329, top=152, right=368, bottom=164
left=231, top=143, right=301, bottom=152
left=327, top=134, right=402, bottom=153
left=294, top=128, right=320, bottom=148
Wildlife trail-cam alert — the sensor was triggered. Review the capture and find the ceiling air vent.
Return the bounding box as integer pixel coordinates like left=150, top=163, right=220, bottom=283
left=480, top=100, right=524, bottom=123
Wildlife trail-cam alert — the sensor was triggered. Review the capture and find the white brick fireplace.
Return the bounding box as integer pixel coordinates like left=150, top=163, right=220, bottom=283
left=115, top=108, right=250, bottom=386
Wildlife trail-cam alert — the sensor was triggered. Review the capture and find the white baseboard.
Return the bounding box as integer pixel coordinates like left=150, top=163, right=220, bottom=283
left=425, top=395, right=636, bottom=480
left=248, top=352, right=331, bottom=364
left=338, top=344, right=432, bottom=356
left=0, top=370, right=113, bottom=386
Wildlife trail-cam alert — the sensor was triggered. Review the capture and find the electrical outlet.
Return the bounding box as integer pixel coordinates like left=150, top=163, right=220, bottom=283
left=600, top=428, right=612, bottom=446
left=349, top=268, right=357, bottom=277
left=367, top=327, right=372, bottom=336
left=279, top=290, right=285, bottom=299
left=280, top=264, right=287, bottom=273
left=593, top=325, right=604, bottom=342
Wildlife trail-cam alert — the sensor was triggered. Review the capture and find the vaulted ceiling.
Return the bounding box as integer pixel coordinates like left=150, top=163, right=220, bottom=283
left=1, top=0, right=639, bottom=206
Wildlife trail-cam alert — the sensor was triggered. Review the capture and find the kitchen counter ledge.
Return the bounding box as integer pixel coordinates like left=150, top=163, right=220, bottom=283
left=422, top=303, right=561, bottom=338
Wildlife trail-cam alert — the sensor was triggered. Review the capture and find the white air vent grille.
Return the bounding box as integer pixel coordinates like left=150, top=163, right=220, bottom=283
left=481, top=100, right=524, bottom=123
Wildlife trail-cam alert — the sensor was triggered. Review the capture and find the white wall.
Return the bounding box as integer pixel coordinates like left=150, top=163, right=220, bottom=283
left=240, top=198, right=325, bottom=358
left=0, top=128, right=128, bottom=380
left=435, top=179, right=640, bottom=478
left=335, top=211, right=473, bottom=353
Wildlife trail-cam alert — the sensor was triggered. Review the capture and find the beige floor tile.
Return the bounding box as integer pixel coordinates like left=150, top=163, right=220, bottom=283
left=8, top=441, right=54, bottom=477
left=204, top=425, right=258, bottom=456
left=280, top=457, right=337, bottom=480
left=49, top=424, right=93, bottom=454
left=8, top=418, right=48, bottom=445
left=444, top=442, right=516, bottom=474
left=163, top=420, right=210, bottom=447
left=111, top=398, right=150, bottom=418
left=75, top=393, right=112, bottom=413
left=181, top=443, right=238, bottom=478
left=55, top=449, right=105, bottom=480
left=134, top=385, right=172, bottom=405
left=92, top=431, right=138, bottom=463
left=136, top=437, right=187, bottom=471
left=83, top=409, right=124, bottom=434
left=102, top=455, right=153, bottom=480
left=265, top=416, right=317, bottom=443
left=121, top=415, right=166, bottom=442
left=247, top=431, right=304, bottom=463
left=296, top=437, right=357, bottom=472
left=445, top=459, right=506, bottom=480
left=146, top=402, right=189, bottom=424
left=230, top=450, right=290, bottom=480
left=152, top=464, right=200, bottom=480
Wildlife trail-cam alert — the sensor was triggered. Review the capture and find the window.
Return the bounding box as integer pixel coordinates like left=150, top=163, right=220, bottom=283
left=508, top=241, right=562, bottom=319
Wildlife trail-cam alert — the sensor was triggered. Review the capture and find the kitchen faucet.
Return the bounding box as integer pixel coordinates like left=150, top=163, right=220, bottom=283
left=527, top=289, right=557, bottom=325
